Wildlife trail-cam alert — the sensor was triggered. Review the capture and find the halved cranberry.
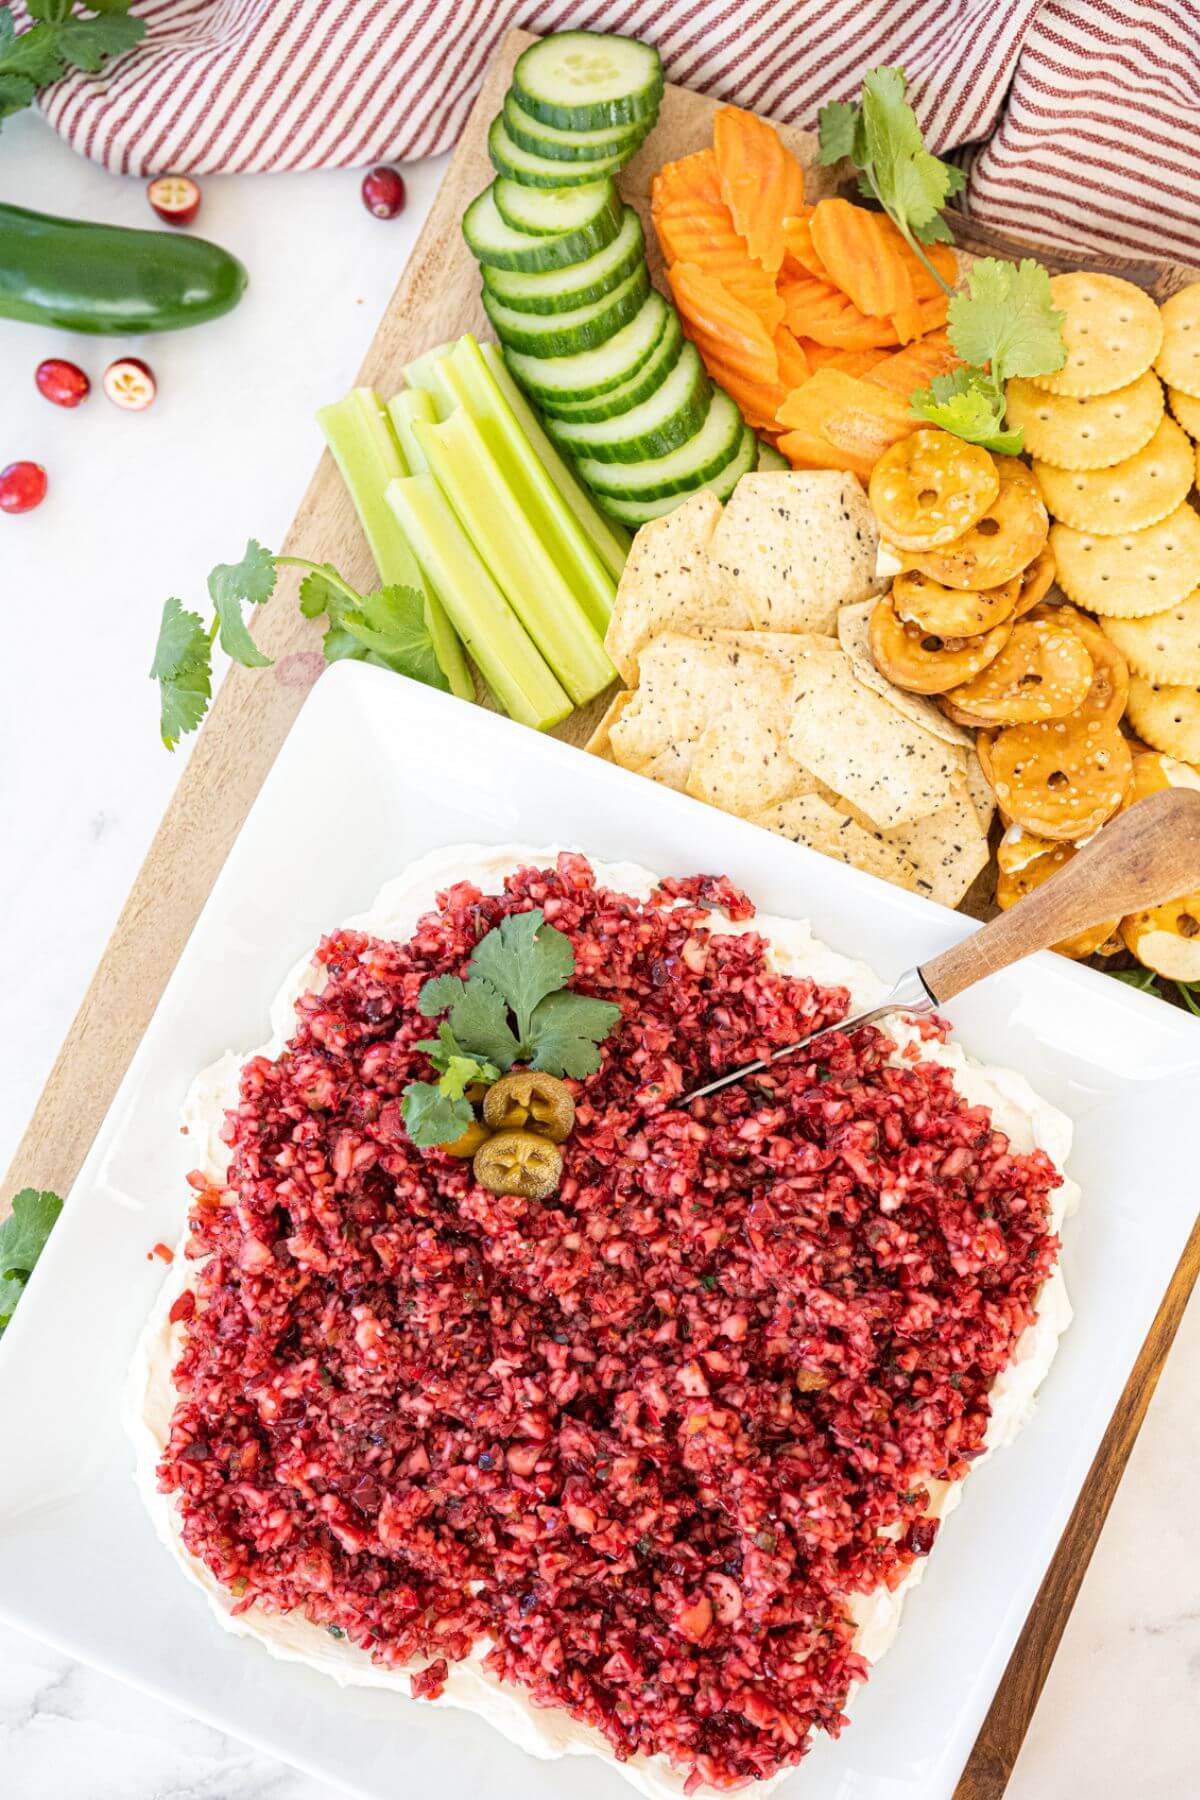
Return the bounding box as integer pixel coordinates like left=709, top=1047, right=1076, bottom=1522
left=0, top=461, right=47, bottom=514
left=35, top=358, right=90, bottom=408
left=361, top=165, right=406, bottom=219
left=104, top=357, right=157, bottom=411
left=147, top=175, right=201, bottom=226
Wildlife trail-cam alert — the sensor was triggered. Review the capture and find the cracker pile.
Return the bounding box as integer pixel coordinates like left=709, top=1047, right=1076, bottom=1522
left=590, top=470, right=993, bottom=906
left=1012, top=275, right=1200, bottom=768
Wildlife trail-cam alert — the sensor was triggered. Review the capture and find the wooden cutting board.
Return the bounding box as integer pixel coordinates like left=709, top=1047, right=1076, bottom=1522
left=6, top=25, right=1199, bottom=1800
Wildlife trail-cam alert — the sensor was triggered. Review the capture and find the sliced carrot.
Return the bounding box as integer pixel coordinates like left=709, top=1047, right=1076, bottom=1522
left=668, top=261, right=779, bottom=384
left=712, top=105, right=806, bottom=274
left=809, top=198, right=916, bottom=330
left=773, top=325, right=811, bottom=393
left=653, top=147, right=784, bottom=329
left=701, top=357, right=786, bottom=431
left=777, top=369, right=920, bottom=480
left=917, top=292, right=951, bottom=333
left=781, top=209, right=828, bottom=281
left=795, top=339, right=847, bottom=370
left=651, top=148, right=723, bottom=213
left=866, top=330, right=961, bottom=396
left=869, top=214, right=958, bottom=300
left=780, top=276, right=901, bottom=350
left=828, top=347, right=892, bottom=377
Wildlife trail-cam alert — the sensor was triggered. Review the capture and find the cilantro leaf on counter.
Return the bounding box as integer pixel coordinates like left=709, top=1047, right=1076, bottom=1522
left=0, top=2, right=143, bottom=129
left=400, top=1082, right=474, bottom=1149
left=819, top=67, right=964, bottom=277
left=150, top=597, right=213, bottom=751
left=207, top=538, right=276, bottom=670
left=0, top=1189, right=63, bottom=1336
left=910, top=367, right=1023, bottom=455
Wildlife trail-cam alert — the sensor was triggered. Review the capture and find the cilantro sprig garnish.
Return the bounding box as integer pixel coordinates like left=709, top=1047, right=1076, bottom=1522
left=0, top=1189, right=63, bottom=1336
left=149, top=539, right=447, bottom=749
left=911, top=260, right=1067, bottom=454
left=819, top=70, right=1066, bottom=455
left=1109, top=967, right=1200, bottom=1015
left=0, top=3, right=144, bottom=131
left=401, top=909, right=622, bottom=1148
left=819, top=67, right=965, bottom=291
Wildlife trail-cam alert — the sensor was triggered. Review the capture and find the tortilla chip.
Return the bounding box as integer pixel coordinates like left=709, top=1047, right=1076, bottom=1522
left=585, top=688, right=636, bottom=760
left=712, top=629, right=836, bottom=674
left=640, top=742, right=695, bottom=791
left=604, top=492, right=745, bottom=685
left=710, top=470, right=879, bottom=633
left=752, top=792, right=922, bottom=890
left=685, top=704, right=799, bottom=816
left=786, top=645, right=966, bottom=828
left=880, top=792, right=991, bottom=907
left=609, top=633, right=783, bottom=770
left=963, top=749, right=996, bottom=834
left=837, top=599, right=974, bottom=750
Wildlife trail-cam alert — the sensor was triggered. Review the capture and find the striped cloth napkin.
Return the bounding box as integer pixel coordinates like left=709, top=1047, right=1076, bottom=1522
left=16, top=0, right=1200, bottom=263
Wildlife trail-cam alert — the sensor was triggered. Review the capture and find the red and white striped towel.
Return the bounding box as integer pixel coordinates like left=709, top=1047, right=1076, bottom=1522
left=14, top=1, right=1200, bottom=262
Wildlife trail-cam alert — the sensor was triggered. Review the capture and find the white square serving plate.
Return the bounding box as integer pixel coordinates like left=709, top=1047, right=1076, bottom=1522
left=2, top=661, right=1198, bottom=1800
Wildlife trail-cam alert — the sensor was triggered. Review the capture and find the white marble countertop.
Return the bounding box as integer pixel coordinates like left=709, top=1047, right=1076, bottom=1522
left=0, top=104, right=1197, bottom=1800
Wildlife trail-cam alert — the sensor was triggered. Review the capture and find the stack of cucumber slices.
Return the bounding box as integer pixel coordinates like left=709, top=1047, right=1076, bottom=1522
left=462, top=30, right=784, bottom=528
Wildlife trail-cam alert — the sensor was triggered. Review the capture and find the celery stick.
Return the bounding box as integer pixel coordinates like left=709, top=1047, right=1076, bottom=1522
left=387, top=475, right=571, bottom=731
left=479, top=341, right=630, bottom=581
left=440, top=335, right=615, bottom=634
left=317, top=389, right=472, bottom=700
left=401, top=343, right=458, bottom=418
left=388, top=388, right=437, bottom=474
left=417, top=409, right=616, bottom=706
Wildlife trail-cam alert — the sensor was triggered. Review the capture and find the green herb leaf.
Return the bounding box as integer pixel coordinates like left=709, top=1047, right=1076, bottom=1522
left=1175, top=980, right=1200, bottom=1016
left=338, top=584, right=449, bottom=692
left=419, top=975, right=469, bottom=1017
left=441, top=978, right=523, bottom=1072
left=1108, top=967, right=1160, bottom=992
left=400, top=1082, right=474, bottom=1148
left=947, top=258, right=1067, bottom=386
left=55, top=12, right=143, bottom=72
left=525, top=990, right=624, bottom=1079
left=817, top=99, right=860, bottom=165
left=415, top=1022, right=499, bottom=1094
left=0, top=20, right=66, bottom=84
left=0, top=1189, right=63, bottom=1335
left=298, top=564, right=351, bottom=621
left=0, top=73, right=38, bottom=118
left=150, top=597, right=212, bottom=751
left=468, top=909, right=575, bottom=1045
left=910, top=367, right=1023, bottom=455
left=207, top=538, right=276, bottom=669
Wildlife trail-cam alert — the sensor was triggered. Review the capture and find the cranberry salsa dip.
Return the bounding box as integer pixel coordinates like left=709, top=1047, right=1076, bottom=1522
left=128, top=847, right=1077, bottom=1798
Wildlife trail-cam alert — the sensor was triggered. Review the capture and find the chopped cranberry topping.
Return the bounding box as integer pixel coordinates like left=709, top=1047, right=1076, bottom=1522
left=160, top=855, right=1060, bottom=1791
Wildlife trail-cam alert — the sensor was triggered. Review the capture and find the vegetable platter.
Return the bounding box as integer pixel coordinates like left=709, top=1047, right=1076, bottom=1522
left=5, top=30, right=1200, bottom=1800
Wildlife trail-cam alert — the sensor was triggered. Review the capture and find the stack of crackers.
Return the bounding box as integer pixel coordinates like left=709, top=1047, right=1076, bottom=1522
left=589, top=470, right=993, bottom=908
left=1009, top=274, right=1200, bottom=768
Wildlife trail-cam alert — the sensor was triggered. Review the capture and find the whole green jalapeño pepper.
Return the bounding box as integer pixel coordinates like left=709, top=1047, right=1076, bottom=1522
left=0, top=203, right=248, bottom=335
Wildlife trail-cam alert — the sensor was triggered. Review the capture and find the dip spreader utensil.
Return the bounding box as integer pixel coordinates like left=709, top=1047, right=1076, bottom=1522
left=681, top=786, right=1200, bottom=1105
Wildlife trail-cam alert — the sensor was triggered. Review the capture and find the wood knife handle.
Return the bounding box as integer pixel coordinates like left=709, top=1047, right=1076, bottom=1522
left=919, top=787, right=1200, bottom=1005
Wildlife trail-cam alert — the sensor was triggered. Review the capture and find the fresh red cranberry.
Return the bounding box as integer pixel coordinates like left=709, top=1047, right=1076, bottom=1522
left=35, top=358, right=90, bottom=408
left=361, top=165, right=406, bottom=219
left=147, top=175, right=201, bottom=226
left=103, top=357, right=157, bottom=411
left=905, top=1518, right=939, bottom=1556
left=0, top=461, right=48, bottom=513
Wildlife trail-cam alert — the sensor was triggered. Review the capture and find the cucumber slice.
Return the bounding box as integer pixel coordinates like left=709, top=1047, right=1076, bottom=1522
left=575, top=388, right=745, bottom=499
left=540, top=307, right=683, bottom=421
left=513, top=31, right=663, bottom=132
left=503, top=90, right=646, bottom=164
left=504, top=290, right=668, bottom=402
left=493, top=174, right=618, bottom=237
left=489, top=114, right=632, bottom=188
left=755, top=438, right=789, bottom=471
left=463, top=182, right=621, bottom=272
left=597, top=426, right=758, bottom=523
left=483, top=263, right=649, bottom=359
left=481, top=207, right=643, bottom=314
left=547, top=342, right=710, bottom=464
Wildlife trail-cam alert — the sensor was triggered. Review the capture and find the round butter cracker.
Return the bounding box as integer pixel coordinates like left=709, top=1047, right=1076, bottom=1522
left=1050, top=504, right=1200, bottom=616
left=1100, top=590, right=1200, bottom=687
left=1168, top=385, right=1200, bottom=439
left=1006, top=370, right=1162, bottom=469
left=1031, top=416, right=1193, bottom=534
left=1031, top=273, right=1163, bottom=398
left=1126, top=674, right=1200, bottom=763
left=1155, top=283, right=1200, bottom=399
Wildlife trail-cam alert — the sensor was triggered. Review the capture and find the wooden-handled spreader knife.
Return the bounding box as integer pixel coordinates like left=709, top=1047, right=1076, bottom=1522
left=682, top=786, right=1200, bottom=1106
